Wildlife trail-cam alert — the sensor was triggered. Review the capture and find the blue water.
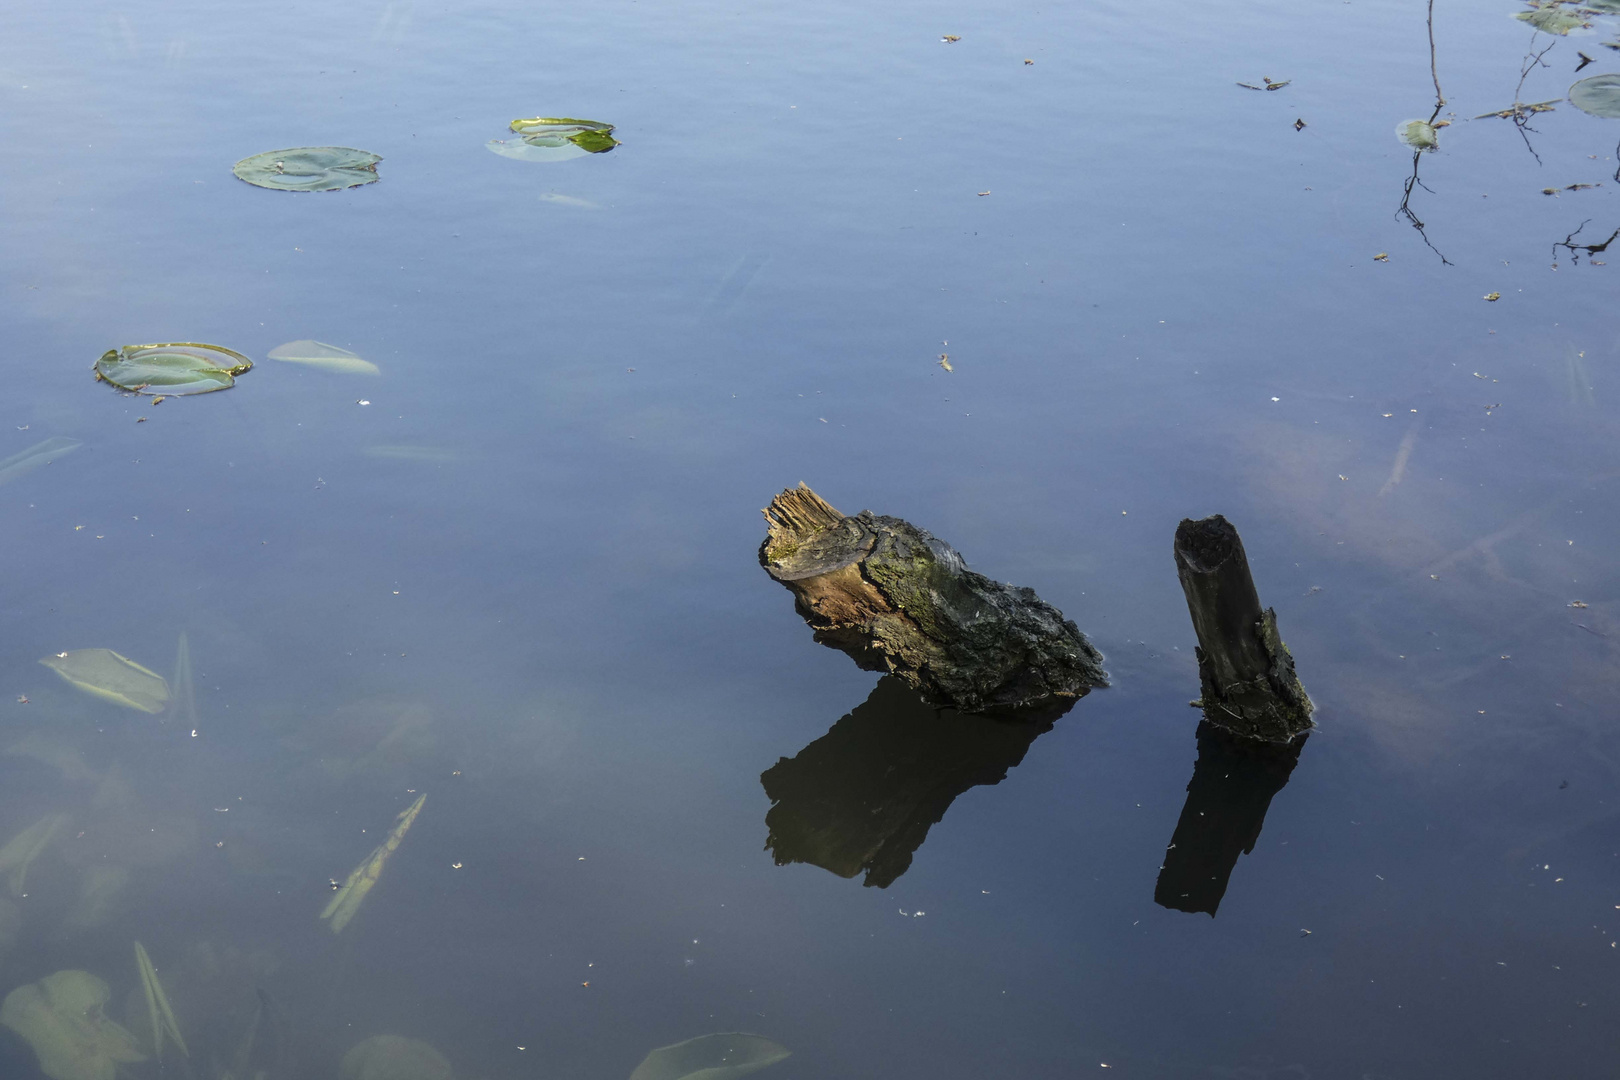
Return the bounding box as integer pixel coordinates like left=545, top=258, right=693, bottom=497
left=2, top=0, right=1619, bottom=1076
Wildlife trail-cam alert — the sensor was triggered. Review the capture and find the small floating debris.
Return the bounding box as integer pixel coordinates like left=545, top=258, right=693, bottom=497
left=1476, top=99, right=1558, bottom=119
left=1484, top=291, right=1501, bottom=301
left=1237, top=77, right=1290, bottom=91
left=488, top=118, right=617, bottom=162
left=321, top=793, right=426, bottom=934
left=233, top=147, right=381, bottom=191
left=40, top=649, right=170, bottom=713
left=267, top=340, right=379, bottom=375
left=94, top=343, right=252, bottom=395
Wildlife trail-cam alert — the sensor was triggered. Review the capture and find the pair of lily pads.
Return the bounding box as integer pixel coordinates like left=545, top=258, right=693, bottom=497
left=487, top=117, right=619, bottom=162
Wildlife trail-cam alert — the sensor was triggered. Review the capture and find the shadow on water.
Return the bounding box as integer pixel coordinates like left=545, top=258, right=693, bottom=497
left=760, top=677, right=1075, bottom=889
left=1154, top=721, right=1308, bottom=917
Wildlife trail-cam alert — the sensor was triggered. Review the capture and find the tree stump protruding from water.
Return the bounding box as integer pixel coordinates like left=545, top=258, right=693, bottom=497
left=760, top=484, right=1107, bottom=714
left=1174, top=514, right=1312, bottom=743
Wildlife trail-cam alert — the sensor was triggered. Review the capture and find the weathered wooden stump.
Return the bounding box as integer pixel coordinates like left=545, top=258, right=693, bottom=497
left=1174, top=514, right=1312, bottom=742
left=760, top=484, right=1107, bottom=714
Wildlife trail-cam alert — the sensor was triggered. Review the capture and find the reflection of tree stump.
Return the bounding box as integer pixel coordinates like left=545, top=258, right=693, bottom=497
left=762, top=677, right=1070, bottom=888
left=1154, top=720, right=1307, bottom=916
left=1173, top=515, right=1312, bottom=742
left=759, top=484, right=1107, bottom=713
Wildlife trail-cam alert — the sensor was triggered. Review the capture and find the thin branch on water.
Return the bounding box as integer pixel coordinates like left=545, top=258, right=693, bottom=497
left=1397, top=0, right=1453, bottom=265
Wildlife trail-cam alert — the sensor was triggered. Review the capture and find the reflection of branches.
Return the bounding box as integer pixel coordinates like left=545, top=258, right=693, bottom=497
left=1552, top=218, right=1619, bottom=267
left=1397, top=0, right=1453, bottom=265
left=1512, top=35, right=1558, bottom=161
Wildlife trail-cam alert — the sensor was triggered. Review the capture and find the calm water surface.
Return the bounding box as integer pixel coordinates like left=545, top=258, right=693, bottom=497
left=2, top=0, right=1620, bottom=1076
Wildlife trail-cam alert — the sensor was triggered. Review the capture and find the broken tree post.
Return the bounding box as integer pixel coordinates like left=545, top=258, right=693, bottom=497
left=759, top=483, right=1107, bottom=714
left=1173, top=514, right=1312, bottom=742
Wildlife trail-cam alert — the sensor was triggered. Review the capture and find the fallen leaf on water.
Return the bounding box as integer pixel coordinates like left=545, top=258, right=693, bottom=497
left=1570, top=600, right=1589, bottom=608
left=938, top=354, right=952, bottom=371
left=1484, top=292, right=1501, bottom=301
left=942, top=34, right=960, bottom=42
left=1294, top=118, right=1306, bottom=130
left=1373, top=253, right=1389, bottom=261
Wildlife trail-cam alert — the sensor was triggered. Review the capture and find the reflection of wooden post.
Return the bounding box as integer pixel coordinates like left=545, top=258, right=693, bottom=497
left=1174, top=515, right=1312, bottom=743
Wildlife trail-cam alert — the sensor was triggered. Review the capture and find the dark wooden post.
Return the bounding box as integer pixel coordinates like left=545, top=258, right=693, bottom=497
left=1173, top=515, right=1312, bottom=743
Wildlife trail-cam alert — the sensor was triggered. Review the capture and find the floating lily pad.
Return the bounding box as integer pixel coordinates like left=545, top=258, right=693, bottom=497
left=40, top=650, right=170, bottom=713
left=1571, top=73, right=1620, bottom=116
left=94, top=343, right=252, bottom=395
left=267, top=340, right=380, bottom=375
left=1, top=971, right=145, bottom=1080
left=1397, top=119, right=1438, bottom=150
left=340, top=1035, right=452, bottom=1080
left=1517, top=2, right=1588, bottom=34
left=629, top=1034, right=791, bottom=1080
left=0, top=436, right=81, bottom=486
left=233, top=147, right=381, bottom=192
left=487, top=118, right=618, bottom=162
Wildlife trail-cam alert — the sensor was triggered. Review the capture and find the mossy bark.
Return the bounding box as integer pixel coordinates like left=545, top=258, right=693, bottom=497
left=760, top=484, right=1107, bottom=713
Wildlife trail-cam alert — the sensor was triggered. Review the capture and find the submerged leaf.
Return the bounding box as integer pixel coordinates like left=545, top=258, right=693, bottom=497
left=171, top=633, right=197, bottom=728
left=0, top=971, right=145, bottom=1080
left=267, top=340, right=380, bottom=375
left=0, top=437, right=81, bottom=486
left=1516, top=2, right=1588, bottom=34
left=133, top=943, right=188, bottom=1060
left=0, top=814, right=68, bottom=896
left=320, top=793, right=426, bottom=933
left=628, top=1033, right=791, bottom=1080
left=94, top=343, right=252, bottom=396
left=233, top=147, right=381, bottom=191
left=41, top=649, right=170, bottom=713
left=1396, top=119, right=1438, bottom=150
left=1571, top=73, right=1620, bottom=117
left=340, top=1035, right=452, bottom=1080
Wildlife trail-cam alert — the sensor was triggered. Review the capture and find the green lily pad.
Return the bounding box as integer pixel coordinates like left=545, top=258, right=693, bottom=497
left=340, top=1036, right=452, bottom=1080
left=1397, top=119, right=1438, bottom=150
left=1516, top=2, right=1588, bottom=34
left=94, top=343, right=252, bottom=395
left=41, top=649, right=170, bottom=713
left=267, top=340, right=380, bottom=375
left=1, top=971, right=145, bottom=1080
left=232, top=147, right=381, bottom=192
left=488, top=118, right=618, bottom=162
left=629, top=1034, right=791, bottom=1080
left=1571, top=73, right=1620, bottom=116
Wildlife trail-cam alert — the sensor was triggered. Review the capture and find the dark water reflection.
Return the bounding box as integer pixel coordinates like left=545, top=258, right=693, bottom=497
left=762, top=676, right=1068, bottom=889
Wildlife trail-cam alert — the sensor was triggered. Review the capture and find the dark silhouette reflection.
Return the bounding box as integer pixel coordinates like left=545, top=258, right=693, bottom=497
left=762, top=676, right=1073, bottom=888
left=1154, top=721, right=1308, bottom=916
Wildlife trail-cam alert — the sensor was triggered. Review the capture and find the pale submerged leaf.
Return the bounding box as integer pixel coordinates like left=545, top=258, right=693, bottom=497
left=94, top=343, right=252, bottom=396
left=340, top=1035, right=452, bottom=1080
left=629, top=1033, right=791, bottom=1080
left=233, top=147, right=381, bottom=191
left=0, top=437, right=81, bottom=486
left=0, top=971, right=145, bottom=1080
left=267, top=340, right=380, bottom=375
left=41, top=649, right=170, bottom=713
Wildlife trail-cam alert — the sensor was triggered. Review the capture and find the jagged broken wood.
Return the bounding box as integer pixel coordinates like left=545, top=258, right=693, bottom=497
left=759, top=484, right=1107, bottom=713
left=1174, top=515, right=1312, bottom=743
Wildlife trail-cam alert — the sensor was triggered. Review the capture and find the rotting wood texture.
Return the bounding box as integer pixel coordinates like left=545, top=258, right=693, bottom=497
left=1174, top=514, right=1312, bottom=742
left=759, top=484, right=1107, bottom=713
